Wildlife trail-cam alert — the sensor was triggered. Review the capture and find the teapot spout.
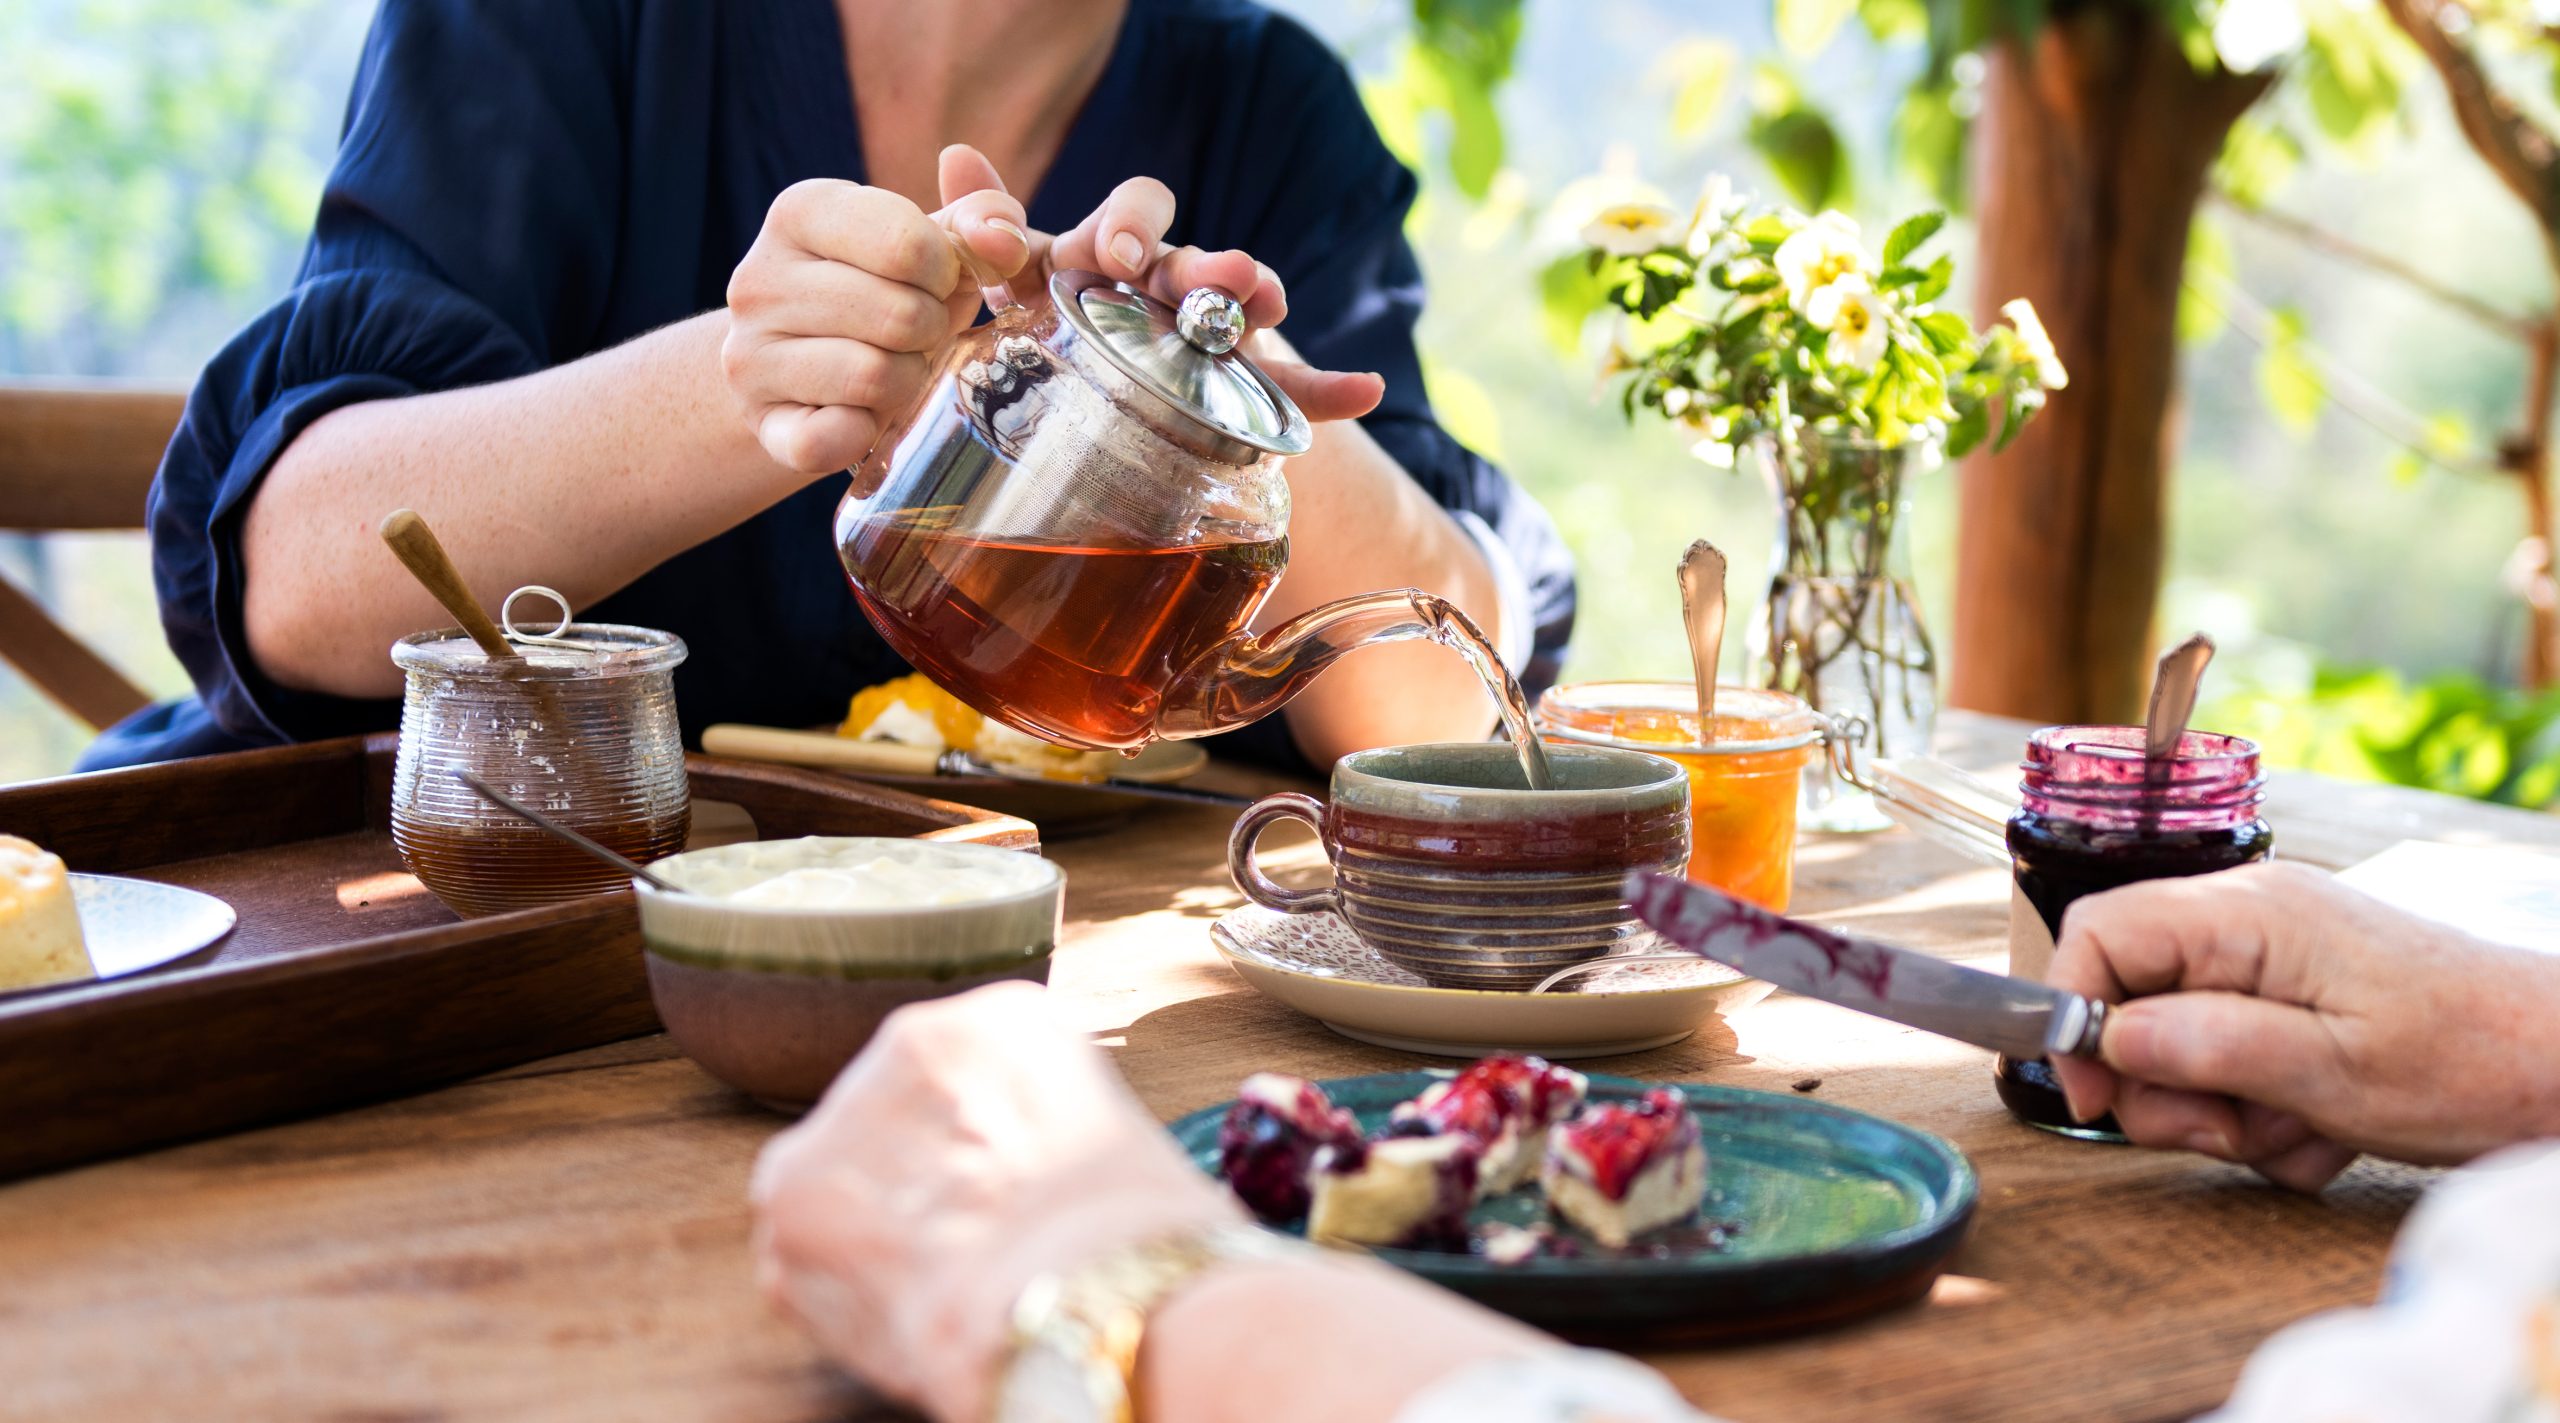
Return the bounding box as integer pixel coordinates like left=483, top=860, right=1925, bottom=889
left=1155, top=588, right=1533, bottom=750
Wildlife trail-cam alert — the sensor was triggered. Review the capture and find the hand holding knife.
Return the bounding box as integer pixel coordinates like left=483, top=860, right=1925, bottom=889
left=1622, top=871, right=2110, bottom=1061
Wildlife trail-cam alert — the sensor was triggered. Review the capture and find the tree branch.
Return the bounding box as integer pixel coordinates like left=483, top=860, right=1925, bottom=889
left=2378, top=0, right=2560, bottom=242
left=2207, top=188, right=2541, bottom=342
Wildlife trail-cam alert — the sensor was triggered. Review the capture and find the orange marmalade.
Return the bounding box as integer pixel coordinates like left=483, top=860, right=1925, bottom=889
left=1536, top=682, right=1822, bottom=911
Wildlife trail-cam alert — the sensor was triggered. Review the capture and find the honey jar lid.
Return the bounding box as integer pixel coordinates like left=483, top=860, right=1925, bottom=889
left=390, top=586, right=688, bottom=681
left=1536, top=680, right=1825, bottom=756
left=1048, top=269, right=1312, bottom=463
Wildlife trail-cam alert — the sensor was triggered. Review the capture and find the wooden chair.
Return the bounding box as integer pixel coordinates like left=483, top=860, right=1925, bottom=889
left=0, top=380, right=188, bottom=730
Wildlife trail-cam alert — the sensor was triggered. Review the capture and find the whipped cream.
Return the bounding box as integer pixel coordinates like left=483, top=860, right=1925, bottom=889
left=856, top=698, right=948, bottom=752
left=726, top=859, right=1021, bottom=909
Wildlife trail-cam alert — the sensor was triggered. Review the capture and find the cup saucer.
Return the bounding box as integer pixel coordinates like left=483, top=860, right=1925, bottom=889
left=1208, top=905, right=1774, bottom=1059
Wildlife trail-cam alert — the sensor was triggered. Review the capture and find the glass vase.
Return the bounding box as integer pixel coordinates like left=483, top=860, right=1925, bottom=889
left=1752, top=428, right=1940, bottom=833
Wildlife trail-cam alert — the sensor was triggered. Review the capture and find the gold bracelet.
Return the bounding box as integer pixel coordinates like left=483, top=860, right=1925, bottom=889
left=988, top=1222, right=1310, bottom=1423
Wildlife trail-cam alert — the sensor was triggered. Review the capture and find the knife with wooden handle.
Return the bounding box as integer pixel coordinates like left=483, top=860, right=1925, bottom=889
left=699, top=724, right=1252, bottom=807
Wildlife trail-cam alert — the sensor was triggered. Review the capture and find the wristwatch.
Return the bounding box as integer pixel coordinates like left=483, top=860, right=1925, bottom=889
left=989, top=1222, right=1309, bottom=1423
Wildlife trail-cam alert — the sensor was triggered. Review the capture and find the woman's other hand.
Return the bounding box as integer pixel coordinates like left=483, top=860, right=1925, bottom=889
left=748, top=981, right=1241, bottom=1423
left=725, top=145, right=1382, bottom=474
left=2047, top=861, right=2560, bottom=1191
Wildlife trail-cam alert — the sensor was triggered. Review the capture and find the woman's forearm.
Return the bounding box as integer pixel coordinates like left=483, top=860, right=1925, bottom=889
left=1141, top=1256, right=1545, bottom=1423
left=241, top=311, right=805, bottom=698
left=1262, top=410, right=1511, bottom=768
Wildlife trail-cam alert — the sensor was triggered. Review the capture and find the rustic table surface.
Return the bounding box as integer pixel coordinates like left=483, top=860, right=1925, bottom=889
left=8, top=711, right=2558, bottom=1423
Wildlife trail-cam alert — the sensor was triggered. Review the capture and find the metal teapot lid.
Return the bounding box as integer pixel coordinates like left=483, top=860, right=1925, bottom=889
left=1049, top=269, right=1313, bottom=461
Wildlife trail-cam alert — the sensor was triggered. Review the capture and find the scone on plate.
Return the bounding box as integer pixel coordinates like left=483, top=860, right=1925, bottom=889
left=1218, top=1072, right=1363, bottom=1225
left=0, top=835, right=93, bottom=992
left=840, top=672, right=1117, bottom=782
left=1388, top=1054, right=1589, bottom=1195
left=1306, top=1134, right=1479, bottom=1251
left=1540, top=1089, right=1707, bottom=1249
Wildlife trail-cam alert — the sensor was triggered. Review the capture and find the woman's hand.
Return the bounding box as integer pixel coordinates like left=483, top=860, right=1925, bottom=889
left=2046, top=861, right=2560, bottom=1192
left=749, top=981, right=1242, bottom=1423
left=724, top=145, right=1382, bottom=474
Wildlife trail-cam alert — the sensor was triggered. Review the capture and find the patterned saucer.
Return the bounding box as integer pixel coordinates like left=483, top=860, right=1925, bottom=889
left=1209, top=905, right=1774, bottom=1059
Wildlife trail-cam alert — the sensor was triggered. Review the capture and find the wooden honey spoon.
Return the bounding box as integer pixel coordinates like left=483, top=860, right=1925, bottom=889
left=378, top=509, right=519, bottom=665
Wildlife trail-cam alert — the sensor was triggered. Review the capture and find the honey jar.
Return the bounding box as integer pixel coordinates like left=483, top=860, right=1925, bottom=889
left=1537, top=681, right=1822, bottom=911
left=389, top=602, right=690, bottom=917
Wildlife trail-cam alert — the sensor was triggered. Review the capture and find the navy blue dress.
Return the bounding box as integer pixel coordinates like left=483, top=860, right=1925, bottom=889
left=94, top=0, right=1576, bottom=771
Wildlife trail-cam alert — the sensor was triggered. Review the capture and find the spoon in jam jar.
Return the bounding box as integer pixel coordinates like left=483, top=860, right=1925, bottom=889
left=2144, top=632, right=2217, bottom=765
left=1677, top=541, right=1728, bottom=747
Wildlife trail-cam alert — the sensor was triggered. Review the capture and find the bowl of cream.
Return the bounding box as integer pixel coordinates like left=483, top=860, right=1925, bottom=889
left=634, top=837, right=1063, bottom=1110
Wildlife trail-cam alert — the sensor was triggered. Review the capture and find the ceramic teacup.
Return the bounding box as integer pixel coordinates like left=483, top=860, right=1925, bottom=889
left=1226, top=742, right=1689, bottom=991
left=634, top=836, right=1062, bottom=1111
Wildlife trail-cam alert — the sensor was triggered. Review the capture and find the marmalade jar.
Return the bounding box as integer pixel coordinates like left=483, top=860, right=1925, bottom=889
left=1537, top=681, right=1822, bottom=911
left=390, top=623, right=690, bottom=917
left=1996, top=725, right=2271, bottom=1140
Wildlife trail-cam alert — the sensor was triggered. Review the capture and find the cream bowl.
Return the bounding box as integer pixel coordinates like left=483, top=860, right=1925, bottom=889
left=634, top=837, right=1063, bottom=1110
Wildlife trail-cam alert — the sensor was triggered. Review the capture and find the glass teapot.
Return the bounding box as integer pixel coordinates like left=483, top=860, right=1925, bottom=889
left=836, top=268, right=1484, bottom=752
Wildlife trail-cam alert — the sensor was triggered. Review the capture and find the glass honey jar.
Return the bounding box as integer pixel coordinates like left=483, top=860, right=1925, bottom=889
left=389, top=608, right=690, bottom=917
left=1537, top=681, right=1823, bottom=912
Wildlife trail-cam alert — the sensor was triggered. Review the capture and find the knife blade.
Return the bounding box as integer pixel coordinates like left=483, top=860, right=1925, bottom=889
left=699, top=723, right=1253, bottom=808
left=1621, top=871, right=2108, bottom=1060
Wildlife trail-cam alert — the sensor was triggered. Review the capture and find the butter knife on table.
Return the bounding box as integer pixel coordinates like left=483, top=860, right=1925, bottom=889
left=1618, top=871, right=2109, bottom=1061
left=699, top=723, right=1253, bottom=808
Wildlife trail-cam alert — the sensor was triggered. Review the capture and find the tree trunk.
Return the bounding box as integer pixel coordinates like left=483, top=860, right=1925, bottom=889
left=1951, top=9, right=2271, bottom=725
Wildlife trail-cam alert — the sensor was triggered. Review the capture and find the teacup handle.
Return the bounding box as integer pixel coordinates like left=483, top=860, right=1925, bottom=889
left=1226, top=793, right=1340, bottom=915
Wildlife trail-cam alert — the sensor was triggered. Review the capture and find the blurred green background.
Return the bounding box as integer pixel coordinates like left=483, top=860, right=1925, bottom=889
left=2, top=0, right=2550, bottom=802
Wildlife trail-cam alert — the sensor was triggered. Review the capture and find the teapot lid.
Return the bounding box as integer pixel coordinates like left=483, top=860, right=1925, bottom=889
left=1049, top=269, right=1313, bottom=461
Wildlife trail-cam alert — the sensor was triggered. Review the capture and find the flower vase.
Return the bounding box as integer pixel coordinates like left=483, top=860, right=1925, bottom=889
left=1752, top=429, right=1940, bottom=833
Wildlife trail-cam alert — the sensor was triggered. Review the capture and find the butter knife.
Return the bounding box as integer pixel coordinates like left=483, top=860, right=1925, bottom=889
left=1619, top=871, right=2108, bottom=1060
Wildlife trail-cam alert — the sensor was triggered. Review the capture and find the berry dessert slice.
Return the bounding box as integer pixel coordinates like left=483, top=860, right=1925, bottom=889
left=1389, top=1054, right=1589, bottom=1194
left=1217, top=1073, right=1364, bottom=1224
left=1306, top=1135, right=1479, bottom=1251
left=1540, top=1089, right=1708, bottom=1249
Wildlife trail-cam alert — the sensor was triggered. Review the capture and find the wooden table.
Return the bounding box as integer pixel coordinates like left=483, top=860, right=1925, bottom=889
left=7, top=713, right=2558, bottom=1422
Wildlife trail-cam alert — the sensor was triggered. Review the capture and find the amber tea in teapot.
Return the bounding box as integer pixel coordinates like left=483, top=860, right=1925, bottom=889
left=836, top=270, right=1552, bottom=788
left=841, top=512, right=1287, bottom=751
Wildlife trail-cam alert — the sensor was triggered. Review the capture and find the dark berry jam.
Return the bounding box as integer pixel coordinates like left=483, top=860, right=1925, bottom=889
left=1997, top=726, right=2271, bottom=1142
left=1554, top=1088, right=1697, bottom=1199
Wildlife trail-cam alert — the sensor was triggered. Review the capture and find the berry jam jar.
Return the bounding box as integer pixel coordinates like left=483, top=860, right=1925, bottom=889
left=1997, top=725, right=2271, bottom=1140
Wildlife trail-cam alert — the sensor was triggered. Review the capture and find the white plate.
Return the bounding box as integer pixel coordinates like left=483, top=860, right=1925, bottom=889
left=1209, top=904, right=1774, bottom=1059
left=0, top=875, right=236, bottom=999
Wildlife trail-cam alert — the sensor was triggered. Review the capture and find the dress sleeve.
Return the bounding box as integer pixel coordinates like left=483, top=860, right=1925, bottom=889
left=148, top=0, right=629, bottom=746
left=1218, top=17, right=1578, bottom=697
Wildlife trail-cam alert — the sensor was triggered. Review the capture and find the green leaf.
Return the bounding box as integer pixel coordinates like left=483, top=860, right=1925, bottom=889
left=2178, top=214, right=2233, bottom=347
left=1918, top=309, right=1971, bottom=355
left=1893, top=82, right=1968, bottom=211
left=1537, top=253, right=1611, bottom=356
left=1911, top=253, right=1953, bottom=304
left=1883, top=210, right=1945, bottom=267
left=1746, top=68, right=1849, bottom=212
left=2257, top=305, right=2327, bottom=435
left=1775, top=0, right=1858, bottom=57
left=1857, top=0, right=1928, bottom=43
left=1945, top=397, right=1991, bottom=458
left=1660, top=39, right=1736, bottom=140
left=2213, top=114, right=2305, bottom=208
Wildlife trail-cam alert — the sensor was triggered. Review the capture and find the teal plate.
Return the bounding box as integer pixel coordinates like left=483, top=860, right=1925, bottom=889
left=1170, top=1071, right=1978, bottom=1341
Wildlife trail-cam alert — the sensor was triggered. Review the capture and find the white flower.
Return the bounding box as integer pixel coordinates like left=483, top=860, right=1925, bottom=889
left=1773, top=212, right=1867, bottom=315
left=1808, top=274, right=1889, bottom=370
left=2002, top=298, right=2069, bottom=390
left=1662, top=386, right=1695, bottom=416
left=1581, top=201, right=1683, bottom=256
left=1685, top=174, right=1738, bottom=258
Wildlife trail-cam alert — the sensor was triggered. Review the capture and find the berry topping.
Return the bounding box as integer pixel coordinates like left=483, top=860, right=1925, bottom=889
left=1218, top=1073, right=1361, bottom=1223
left=1553, top=1089, right=1701, bottom=1201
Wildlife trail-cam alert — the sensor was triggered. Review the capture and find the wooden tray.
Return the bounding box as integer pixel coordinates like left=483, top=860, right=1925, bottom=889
left=0, top=733, right=1037, bottom=1180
